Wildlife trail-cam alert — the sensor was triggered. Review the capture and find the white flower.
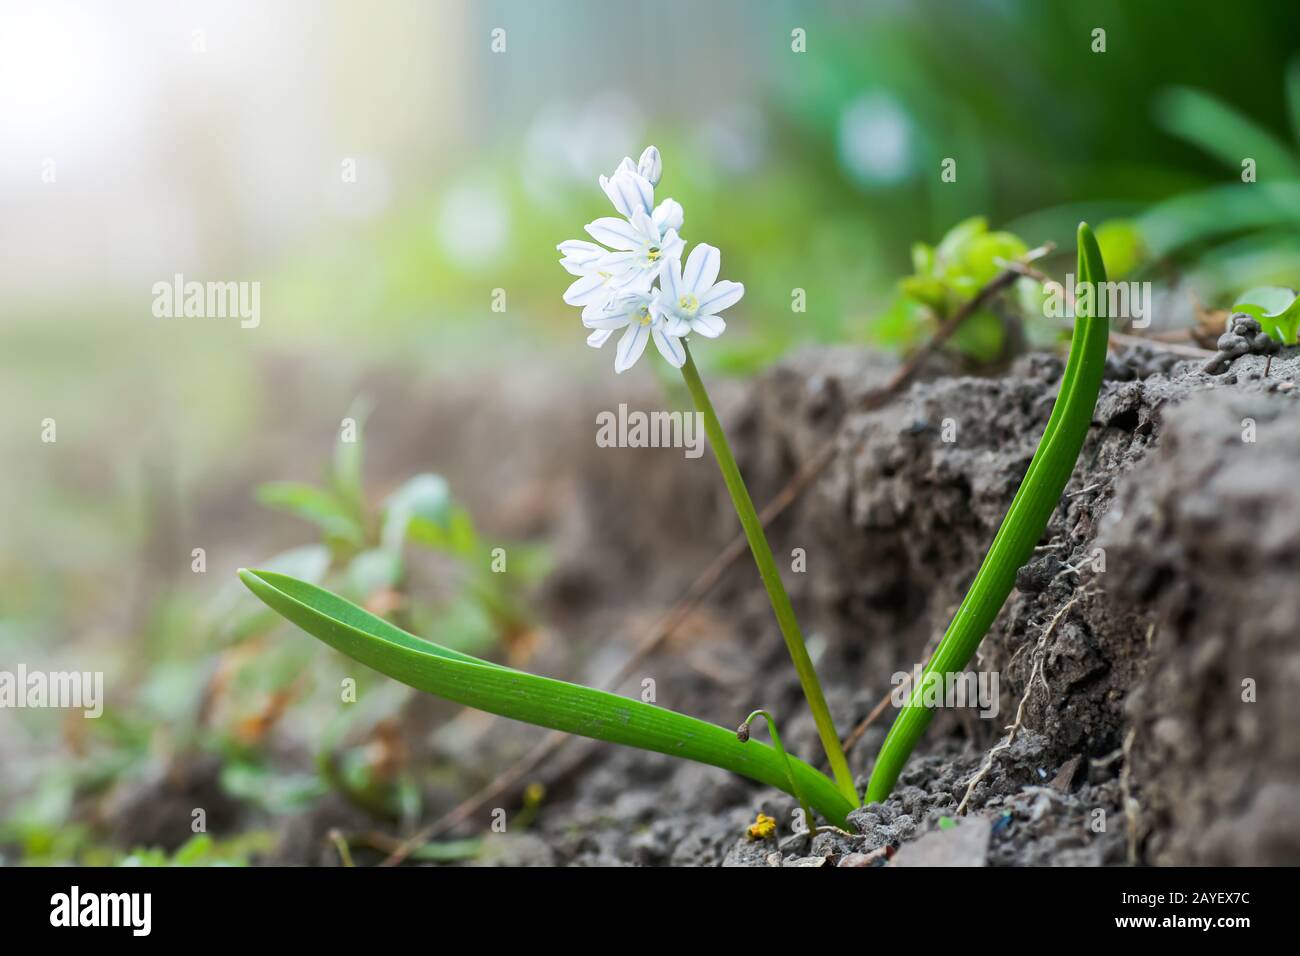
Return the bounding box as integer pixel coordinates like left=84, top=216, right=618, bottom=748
left=598, top=164, right=677, bottom=228
left=585, top=206, right=684, bottom=291
left=582, top=289, right=687, bottom=372
left=654, top=244, right=744, bottom=339
left=558, top=146, right=738, bottom=374
left=557, top=238, right=649, bottom=308
left=599, top=144, right=663, bottom=196
left=558, top=145, right=683, bottom=306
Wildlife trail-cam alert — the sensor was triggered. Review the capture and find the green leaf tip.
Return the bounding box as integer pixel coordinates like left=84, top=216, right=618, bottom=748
left=1076, top=222, right=1108, bottom=302
left=235, top=568, right=856, bottom=828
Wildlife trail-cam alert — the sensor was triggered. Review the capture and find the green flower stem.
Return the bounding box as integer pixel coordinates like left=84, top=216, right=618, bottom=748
left=739, top=710, right=815, bottom=829
left=865, top=223, right=1111, bottom=803
left=680, top=344, right=859, bottom=807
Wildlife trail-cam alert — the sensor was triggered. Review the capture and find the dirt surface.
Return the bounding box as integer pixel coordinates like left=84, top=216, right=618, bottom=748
left=480, top=342, right=1300, bottom=866
left=82, top=341, right=1300, bottom=867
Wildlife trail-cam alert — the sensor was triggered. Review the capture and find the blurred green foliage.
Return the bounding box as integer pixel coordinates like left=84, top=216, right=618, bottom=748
left=1, top=408, right=548, bottom=864
left=867, top=217, right=1045, bottom=362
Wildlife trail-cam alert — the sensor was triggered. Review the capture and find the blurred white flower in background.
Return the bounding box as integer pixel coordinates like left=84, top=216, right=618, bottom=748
left=837, top=90, right=915, bottom=186
left=324, top=154, right=394, bottom=221
left=437, top=181, right=510, bottom=268
left=521, top=94, right=645, bottom=203
left=697, top=105, right=768, bottom=175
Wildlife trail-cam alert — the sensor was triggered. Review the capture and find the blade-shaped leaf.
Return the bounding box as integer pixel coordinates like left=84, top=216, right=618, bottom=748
left=1156, top=86, right=1300, bottom=180
left=255, top=481, right=364, bottom=545
left=332, top=396, right=374, bottom=522
left=237, top=568, right=855, bottom=827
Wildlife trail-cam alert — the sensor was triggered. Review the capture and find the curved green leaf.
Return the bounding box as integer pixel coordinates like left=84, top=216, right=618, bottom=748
left=237, top=568, right=855, bottom=827
left=1233, top=286, right=1300, bottom=344
left=865, top=223, right=1111, bottom=802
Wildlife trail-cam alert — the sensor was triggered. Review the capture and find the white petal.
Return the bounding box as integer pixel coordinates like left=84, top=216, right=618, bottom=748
left=660, top=229, right=685, bottom=262
left=610, top=268, right=653, bottom=292
left=682, top=244, right=720, bottom=293
left=600, top=169, right=654, bottom=219
left=664, top=313, right=691, bottom=337
left=587, top=328, right=615, bottom=348
left=698, top=279, right=744, bottom=314
left=595, top=249, right=636, bottom=273
left=690, top=314, right=726, bottom=338
left=651, top=326, right=686, bottom=367
left=557, top=239, right=603, bottom=260
left=661, top=255, right=683, bottom=302
left=652, top=197, right=684, bottom=233
left=585, top=217, right=642, bottom=251
left=628, top=206, right=658, bottom=243
left=583, top=311, right=632, bottom=330
left=563, top=272, right=608, bottom=306
left=558, top=239, right=605, bottom=276
left=614, top=322, right=650, bottom=373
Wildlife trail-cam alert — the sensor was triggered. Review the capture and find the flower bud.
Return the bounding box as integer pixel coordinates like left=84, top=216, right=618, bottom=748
left=638, top=145, right=662, bottom=186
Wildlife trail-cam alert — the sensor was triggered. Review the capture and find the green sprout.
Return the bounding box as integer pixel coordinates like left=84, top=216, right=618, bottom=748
left=865, top=222, right=1111, bottom=801
left=870, top=216, right=1045, bottom=362
left=248, top=403, right=545, bottom=656
left=1232, top=286, right=1300, bottom=344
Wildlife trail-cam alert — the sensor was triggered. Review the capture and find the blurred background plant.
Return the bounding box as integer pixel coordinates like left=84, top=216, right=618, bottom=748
left=2, top=0, right=1297, bottom=864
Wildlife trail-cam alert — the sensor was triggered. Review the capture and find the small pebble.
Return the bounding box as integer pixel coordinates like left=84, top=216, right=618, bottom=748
left=1217, top=332, right=1250, bottom=357
left=1228, top=312, right=1262, bottom=338
left=1016, top=554, right=1063, bottom=593
left=1253, top=332, right=1279, bottom=354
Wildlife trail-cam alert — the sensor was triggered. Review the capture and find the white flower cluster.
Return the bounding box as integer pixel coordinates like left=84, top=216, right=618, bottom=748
left=558, top=146, right=744, bottom=373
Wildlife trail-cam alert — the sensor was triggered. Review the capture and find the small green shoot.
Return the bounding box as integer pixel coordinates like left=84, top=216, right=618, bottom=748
left=1232, top=286, right=1300, bottom=344
left=869, top=216, right=1045, bottom=361
left=865, top=223, right=1112, bottom=802
left=249, top=409, right=545, bottom=656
